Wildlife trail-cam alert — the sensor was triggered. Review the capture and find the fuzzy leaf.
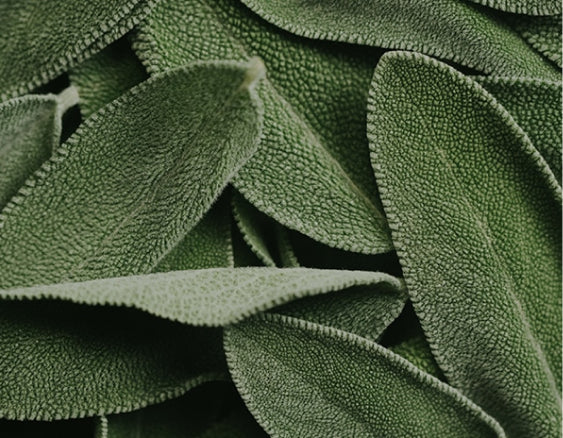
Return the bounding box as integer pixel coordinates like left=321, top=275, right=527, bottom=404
left=464, top=0, right=561, bottom=15
left=0, top=0, right=157, bottom=101
left=509, top=15, right=562, bottom=67
left=0, top=60, right=264, bottom=288
left=134, top=0, right=393, bottom=254
left=238, top=0, right=558, bottom=79
left=0, top=268, right=404, bottom=327
left=475, top=76, right=562, bottom=182
left=225, top=314, right=506, bottom=438
left=368, top=51, right=561, bottom=437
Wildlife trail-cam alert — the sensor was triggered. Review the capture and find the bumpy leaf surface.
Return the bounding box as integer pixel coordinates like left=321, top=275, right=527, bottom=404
left=368, top=51, right=561, bottom=437
left=509, top=15, right=562, bottom=67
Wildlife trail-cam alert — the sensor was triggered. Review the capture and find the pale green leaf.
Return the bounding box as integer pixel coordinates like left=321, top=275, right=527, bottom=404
left=368, top=51, right=561, bottom=437
left=0, top=60, right=264, bottom=288
left=134, top=0, right=393, bottom=255
left=239, top=0, right=558, bottom=79
left=0, top=0, right=157, bottom=101
left=0, top=268, right=404, bottom=327
left=475, top=76, right=562, bottom=182
left=274, top=225, right=299, bottom=268
left=509, top=15, right=562, bottom=67
left=69, top=37, right=148, bottom=119
left=224, top=313, right=506, bottom=438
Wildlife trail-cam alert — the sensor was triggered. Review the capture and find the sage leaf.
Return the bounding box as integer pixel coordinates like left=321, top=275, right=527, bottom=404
left=274, top=225, right=300, bottom=268
left=0, top=87, right=77, bottom=209
left=464, top=0, right=561, bottom=15
left=0, top=0, right=157, bottom=101
left=69, top=37, right=148, bottom=119
left=475, top=76, right=562, bottom=182
left=0, top=268, right=404, bottom=327
left=368, top=51, right=561, bottom=437
left=509, top=15, right=562, bottom=67
left=135, top=0, right=393, bottom=254
left=390, top=334, right=443, bottom=379
left=0, top=301, right=226, bottom=420
left=0, top=60, right=264, bottom=288
left=239, top=0, right=558, bottom=79
left=224, top=314, right=506, bottom=438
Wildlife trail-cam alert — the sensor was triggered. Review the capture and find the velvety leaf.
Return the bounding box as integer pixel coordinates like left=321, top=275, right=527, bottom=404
left=98, top=382, right=266, bottom=438
left=224, top=314, right=506, bottom=438
left=274, top=225, right=300, bottom=268
left=475, top=76, right=562, bottom=182
left=0, top=0, right=157, bottom=101
left=0, top=87, right=77, bottom=208
left=509, top=15, right=562, bottom=67
left=69, top=37, right=148, bottom=119
left=134, top=0, right=393, bottom=255
left=0, top=268, right=404, bottom=327
left=465, top=0, right=560, bottom=15
left=368, top=51, right=561, bottom=437
left=238, top=0, right=558, bottom=79
left=0, top=300, right=226, bottom=420
left=390, top=334, right=443, bottom=379
left=0, top=60, right=264, bottom=288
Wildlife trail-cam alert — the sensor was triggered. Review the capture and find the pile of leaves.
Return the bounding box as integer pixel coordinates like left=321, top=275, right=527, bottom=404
left=0, top=0, right=561, bottom=437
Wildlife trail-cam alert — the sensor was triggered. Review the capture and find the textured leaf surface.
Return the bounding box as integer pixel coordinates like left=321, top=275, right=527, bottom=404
left=225, top=314, right=506, bottom=438
left=69, top=37, right=148, bottom=119
left=239, top=0, right=557, bottom=79
left=99, top=382, right=266, bottom=438
left=0, top=60, right=263, bottom=288
left=0, top=0, right=157, bottom=101
left=0, top=268, right=404, bottom=327
left=368, top=51, right=561, bottom=437
left=0, top=301, right=226, bottom=420
left=510, top=15, right=562, bottom=67
left=465, top=0, right=561, bottom=15
left=390, top=334, right=443, bottom=379
left=135, top=0, right=393, bottom=254
left=476, top=76, right=562, bottom=182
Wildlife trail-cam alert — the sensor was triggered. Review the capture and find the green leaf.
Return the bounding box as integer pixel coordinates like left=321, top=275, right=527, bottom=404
left=69, top=37, right=148, bottom=119
left=134, top=0, right=393, bottom=255
left=464, top=0, right=561, bottom=15
left=0, top=268, right=404, bottom=327
left=390, top=333, right=443, bottom=379
left=274, top=225, right=300, bottom=268
left=0, top=0, right=157, bottom=101
left=475, top=76, right=562, bottom=182
left=368, top=51, right=561, bottom=437
left=0, top=300, right=226, bottom=420
left=238, top=0, right=558, bottom=79
left=98, top=382, right=267, bottom=438
left=509, top=15, right=562, bottom=67
left=224, top=313, right=506, bottom=438
left=0, top=88, right=77, bottom=209
left=0, top=60, right=264, bottom=288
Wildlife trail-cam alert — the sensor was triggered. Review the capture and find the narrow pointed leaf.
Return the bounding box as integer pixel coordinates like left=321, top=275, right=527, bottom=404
left=0, top=60, right=264, bottom=288
left=0, top=0, right=157, bottom=101
left=239, top=0, right=557, bottom=79
left=224, top=314, right=506, bottom=438
left=0, top=268, right=404, bottom=327
left=368, top=51, right=561, bottom=437
left=509, top=15, right=562, bottom=67
left=135, top=0, right=393, bottom=254
left=475, top=76, right=562, bottom=182
left=69, top=37, right=148, bottom=119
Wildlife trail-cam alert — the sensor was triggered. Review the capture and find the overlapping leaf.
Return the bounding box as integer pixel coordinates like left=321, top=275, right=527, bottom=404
left=508, top=15, right=562, bottom=67
left=225, top=314, right=506, bottom=438
left=465, top=0, right=561, bottom=15
left=368, top=51, right=561, bottom=437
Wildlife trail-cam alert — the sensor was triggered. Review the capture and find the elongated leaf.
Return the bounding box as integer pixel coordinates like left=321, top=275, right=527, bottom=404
left=0, top=0, right=157, bottom=101
left=0, top=300, right=226, bottom=420
left=135, top=0, right=393, bottom=254
left=368, top=51, right=561, bottom=437
left=69, top=37, right=148, bottom=119
left=0, top=88, right=77, bottom=208
left=239, top=0, right=557, bottom=79
left=475, top=76, right=562, bottom=182
left=0, top=268, right=404, bottom=327
left=509, top=15, right=562, bottom=67
left=0, top=60, right=264, bottom=288
left=99, top=382, right=266, bottom=438
left=225, top=314, right=506, bottom=438
left=274, top=225, right=299, bottom=268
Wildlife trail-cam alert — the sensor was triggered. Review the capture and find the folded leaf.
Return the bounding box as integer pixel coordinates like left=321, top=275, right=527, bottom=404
left=0, top=268, right=404, bottom=327
left=0, top=300, right=226, bottom=420
left=239, top=0, right=557, bottom=79
left=225, top=314, right=506, bottom=438
left=475, top=76, right=562, bottom=182
left=0, top=60, right=264, bottom=288
left=509, top=15, right=562, bottom=67
left=0, top=88, right=77, bottom=208
left=135, top=0, right=393, bottom=254
left=69, top=37, right=148, bottom=119
left=368, top=51, right=561, bottom=437
left=0, top=0, right=157, bottom=101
